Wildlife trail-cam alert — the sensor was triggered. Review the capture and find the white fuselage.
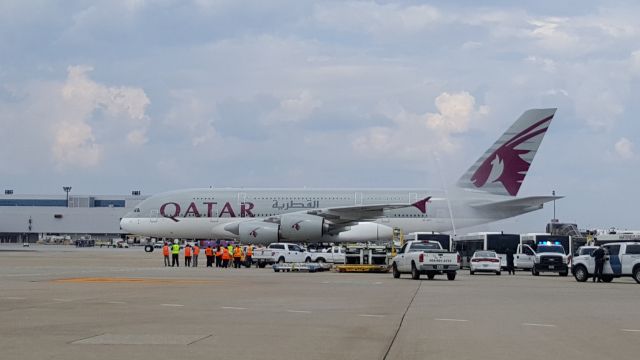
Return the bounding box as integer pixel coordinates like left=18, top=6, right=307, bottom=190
left=120, top=188, right=533, bottom=242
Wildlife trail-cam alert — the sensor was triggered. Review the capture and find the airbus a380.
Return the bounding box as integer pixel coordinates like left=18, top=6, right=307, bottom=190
left=120, top=108, right=560, bottom=244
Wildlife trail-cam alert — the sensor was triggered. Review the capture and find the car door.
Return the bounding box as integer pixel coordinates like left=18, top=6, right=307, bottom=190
left=335, top=248, right=345, bottom=264
left=395, top=244, right=409, bottom=271
left=621, top=244, right=640, bottom=274
left=515, top=245, right=535, bottom=269
left=603, top=245, right=622, bottom=275
left=289, top=244, right=305, bottom=262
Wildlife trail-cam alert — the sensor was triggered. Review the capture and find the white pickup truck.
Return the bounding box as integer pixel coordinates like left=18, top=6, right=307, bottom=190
left=572, top=242, right=640, bottom=283
left=253, top=243, right=309, bottom=268
left=391, top=240, right=460, bottom=280
left=305, top=246, right=346, bottom=264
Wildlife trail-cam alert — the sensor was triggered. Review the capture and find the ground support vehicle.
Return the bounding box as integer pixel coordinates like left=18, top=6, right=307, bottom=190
left=306, top=246, right=346, bottom=264
left=253, top=243, right=308, bottom=268
left=344, top=244, right=389, bottom=265
left=572, top=242, right=640, bottom=283
left=391, top=240, right=460, bottom=280
left=272, top=263, right=330, bottom=273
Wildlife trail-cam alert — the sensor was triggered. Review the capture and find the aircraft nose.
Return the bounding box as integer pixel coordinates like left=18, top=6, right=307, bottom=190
left=120, top=217, right=131, bottom=232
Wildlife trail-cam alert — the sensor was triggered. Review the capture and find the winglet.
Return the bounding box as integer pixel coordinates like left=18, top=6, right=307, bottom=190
left=412, top=197, right=431, bottom=214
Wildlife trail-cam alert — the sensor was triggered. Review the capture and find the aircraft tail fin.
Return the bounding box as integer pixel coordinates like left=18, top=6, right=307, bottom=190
left=456, top=108, right=557, bottom=196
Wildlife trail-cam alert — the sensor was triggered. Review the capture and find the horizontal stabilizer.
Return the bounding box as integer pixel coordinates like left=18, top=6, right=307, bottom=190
left=471, top=196, right=562, bottom=212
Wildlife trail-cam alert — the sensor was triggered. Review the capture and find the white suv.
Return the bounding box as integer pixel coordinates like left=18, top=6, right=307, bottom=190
left=572, top=242, right=640, bottom=283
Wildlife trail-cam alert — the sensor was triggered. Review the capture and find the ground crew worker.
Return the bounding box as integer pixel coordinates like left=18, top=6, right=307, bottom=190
left=591, top=246, right=606, bottom=282
left=193, top=243, right=200, bottom=267
left=221, top=247, right=231, bottom=268
left=227, top=244, right=233, bottom=257
left=205, top=245, right=214, bottom=267
left=246, top=244, right=253, bottom=267
left=506, top=247, right=515, bottom=275
left=162, top=242, right=170, bottom=267
left=171, top=240, right=180, bottom=267
left=184, top=244, right=192, bottom=267
left=233, top=245, right=243, bottom=268
left=215, top=246, right=223, bottom=268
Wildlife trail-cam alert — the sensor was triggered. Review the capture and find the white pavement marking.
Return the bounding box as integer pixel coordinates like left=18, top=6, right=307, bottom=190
left=374, top=282, right=383, bottom=285
left=287, top=310, right=311, bottom=314
left=523, top=323, right=556, bottom=327
left=621, top=329, right=640, bottom=332
left=161, top=303, right=184, bottom=307
left=52, top=298, right=72, bottom=302
left=106, top=301, right=127, bottom=304
left=435, top=318, right=469, bottom=322
left=359, top=314, right=385, bottom=318
left=321, top=281, right=330, bottom=284
left=221, top=306, right=247, bottom=310
left=3, top=297, right=26, bottom=300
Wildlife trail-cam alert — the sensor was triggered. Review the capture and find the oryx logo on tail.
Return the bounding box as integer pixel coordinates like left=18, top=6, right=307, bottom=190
left=457, top=109, right=556, bottom=197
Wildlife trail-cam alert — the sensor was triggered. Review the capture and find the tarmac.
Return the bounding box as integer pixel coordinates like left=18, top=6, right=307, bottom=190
left=1, top=245, right=639, bottom=360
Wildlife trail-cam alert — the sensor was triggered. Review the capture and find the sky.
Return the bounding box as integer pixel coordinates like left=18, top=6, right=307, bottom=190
left=1, top=0, right=639, bottom=233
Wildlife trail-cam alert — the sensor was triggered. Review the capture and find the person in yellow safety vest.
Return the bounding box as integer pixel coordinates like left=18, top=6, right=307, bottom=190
left=233, top=245, right=243, bottom=268
left=221, top=247, right=231, bottom=268
left=192, top=243, right=200, bottom=267
left=171, top=240, right=180, bottom=267
left=184, top=244, right=192, bottom=267
left=215, top=246, right=223, bottom=268
left=245, top=245, right=254, bottom=268
left=162, top=243, right=170, bottom=267
left=227, top=244, right=233, bottom=257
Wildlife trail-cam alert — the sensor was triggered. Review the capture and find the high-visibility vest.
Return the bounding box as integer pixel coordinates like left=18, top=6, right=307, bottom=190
left=227, top=245, right=233, bottom=254
left=233, top=247, right=242, bottom=258
left=215, top=250, right=222, bottom=257
left=205, top=247, right=213, bottom=256
left=185, top=247, right=192, bottom=257
left=162, top=245, right=170, bottom=256
left=171, top=244, right=180, bottom=254
left=247, top=246, right=253, bottom=257
left=193, top=246, right=200, bottom=255
left=222, top=248, right=231, bottom=260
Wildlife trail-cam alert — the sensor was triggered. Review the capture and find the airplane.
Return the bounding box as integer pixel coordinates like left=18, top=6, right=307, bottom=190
left=120, top=108, right=560, bottom=244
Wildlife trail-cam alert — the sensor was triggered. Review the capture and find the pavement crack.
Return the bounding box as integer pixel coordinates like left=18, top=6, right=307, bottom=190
left=383, top=281, right=422, bottom=360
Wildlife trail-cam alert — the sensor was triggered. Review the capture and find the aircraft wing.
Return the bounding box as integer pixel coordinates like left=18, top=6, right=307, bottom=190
left=470, top=196, right=562, bottom=212
left=306, top=196, right=431, bottom=225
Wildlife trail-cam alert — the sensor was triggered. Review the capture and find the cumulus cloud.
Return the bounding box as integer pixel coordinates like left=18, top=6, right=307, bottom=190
left=614, top=137, right=634, bottom=159
left=164, top=89, right=217, bottom=146
left=353, top=91, right=488, bottom=158
left=267, top=90, right=322, bottom=123
left=52, top=65, right=151, bottom=166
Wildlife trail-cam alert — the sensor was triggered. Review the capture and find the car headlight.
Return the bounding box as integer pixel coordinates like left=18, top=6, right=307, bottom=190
left=535, top=255, right=541, bottom=263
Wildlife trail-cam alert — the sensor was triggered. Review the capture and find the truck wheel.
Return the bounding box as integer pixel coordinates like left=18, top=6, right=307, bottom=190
left=634, top=266, right=640, bottom=284
left=278, top=257, right=285, bottom=264
left=426, top=273, right=435, bottom=280
left=573, top=265, right=588, bottom=282
left=258, top=262, right=266, bottom=269
left=601, top=275, right=613, bottom=283
left=496, top=271, right=501, bottom=276
left=447, top=272, right=456, bottom=281
left=304, top=257, right=311, bottom=263
left=532, top=268, right=539, bottom=276
left=470, top=270, right=474, bottom=275
left=316, top=258, right=326, bottom=263
left=392, top=263, right=400, bottom=279
left=411, top=263, right=420, bottom=280
left=144, top=245, right=153, bottom=253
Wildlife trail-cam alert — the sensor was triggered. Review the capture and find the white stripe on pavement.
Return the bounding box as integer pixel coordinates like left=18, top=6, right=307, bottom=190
left=221, top=306, right=247, bottom=310
left=358, top=314, right=385, bottom=318
left=621, top=329, right=640, bottom=332
left=287, top=310, right=312, bottom=314
left=435, top=318, right=469, bottom=322
left=523, top=323, right=556, bottom=327
left=161, top=303, right=184, bottom=307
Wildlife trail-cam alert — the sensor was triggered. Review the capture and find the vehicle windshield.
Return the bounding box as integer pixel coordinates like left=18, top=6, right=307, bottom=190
left=409, top=242, right=441, bottom=252
left=473, top=251, right=497, bottom=258
left=536, top=245, right=565, bottom=254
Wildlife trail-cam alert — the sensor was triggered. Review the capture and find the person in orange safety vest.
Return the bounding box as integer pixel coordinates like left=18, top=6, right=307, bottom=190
left=205, top=245, right=214, bottom=267
left=233, top=245, right=243, bottom=268
left=192, top=244, right=200, bottom=267
left=184, top=244, right=192, bottom=267
left=215, top=246, right=223, bottom=268
left=245, top=245, right=253, bottom=268
left=221, top=247, right=231, bottom=268
left=162, top=242, right=170, bottom=267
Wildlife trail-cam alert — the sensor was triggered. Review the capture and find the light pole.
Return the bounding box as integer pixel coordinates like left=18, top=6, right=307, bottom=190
left=552, top=190, right=556, bottom=221
left=63, top=186, right=72, bottom=207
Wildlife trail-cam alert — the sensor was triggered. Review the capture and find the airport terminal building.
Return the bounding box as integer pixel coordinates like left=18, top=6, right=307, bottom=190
left=0, top=191, right=146, bottom=243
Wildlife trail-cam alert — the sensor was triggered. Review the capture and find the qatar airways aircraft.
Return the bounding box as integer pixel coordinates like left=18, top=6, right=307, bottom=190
left=120, top=108, right=560, bottom=244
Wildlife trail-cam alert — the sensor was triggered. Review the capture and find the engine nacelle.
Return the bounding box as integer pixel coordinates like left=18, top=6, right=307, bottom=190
left=280, top=214, right=325, bottom=241
left=238, top=221, right=280, bottom=244
left=332, top=222, right=393, bottom=243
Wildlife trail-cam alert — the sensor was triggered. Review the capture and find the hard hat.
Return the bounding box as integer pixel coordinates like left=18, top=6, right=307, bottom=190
left=174, top=239, right=179, bottom=244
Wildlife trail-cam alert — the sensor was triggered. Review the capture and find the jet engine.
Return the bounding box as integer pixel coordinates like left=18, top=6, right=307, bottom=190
left=238, top=221, right=280, bottom=244
left=280, top=214, right=327, bottom=241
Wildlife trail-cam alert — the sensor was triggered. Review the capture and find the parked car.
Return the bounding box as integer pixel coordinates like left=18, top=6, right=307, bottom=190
left=469, top=250, right=501, bottom=275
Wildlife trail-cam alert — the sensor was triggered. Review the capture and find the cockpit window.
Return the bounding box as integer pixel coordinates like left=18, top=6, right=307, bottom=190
left=134, top=208, right=141, bottom=213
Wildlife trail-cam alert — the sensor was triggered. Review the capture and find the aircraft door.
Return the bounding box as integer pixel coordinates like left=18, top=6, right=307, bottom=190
left=150, top=210, right=158, bottom=223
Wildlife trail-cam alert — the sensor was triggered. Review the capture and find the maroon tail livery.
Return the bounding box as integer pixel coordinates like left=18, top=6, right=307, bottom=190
left=457, top=109, right=556, bottom=197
